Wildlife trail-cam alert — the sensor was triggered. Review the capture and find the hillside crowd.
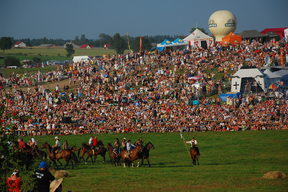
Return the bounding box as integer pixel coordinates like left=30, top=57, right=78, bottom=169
left=1, top=39, right=288, bottom=135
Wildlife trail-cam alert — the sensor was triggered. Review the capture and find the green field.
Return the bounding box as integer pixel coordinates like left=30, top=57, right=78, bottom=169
left=24, top=130, right=288, bottom=192
left=0, top=66, right=58, bottom=77
left=0, top=47, right=116, bottom=69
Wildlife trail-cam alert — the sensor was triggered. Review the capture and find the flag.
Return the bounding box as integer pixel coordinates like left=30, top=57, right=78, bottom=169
left=126, top=33, right=131, bottom=52
left=139, top=36, right=143, bottom=53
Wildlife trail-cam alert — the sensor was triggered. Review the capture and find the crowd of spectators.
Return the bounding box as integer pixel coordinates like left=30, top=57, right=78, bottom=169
left=1, top=39, right=288, bottom=135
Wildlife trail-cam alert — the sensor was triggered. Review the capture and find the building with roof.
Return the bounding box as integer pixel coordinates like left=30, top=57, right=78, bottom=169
left=80, top=44, right=93, bottom=49
left=239, top=30, right=265, bottom=41
left=14, top=41, right=26, bottom=48
left=261, top=28, right=288, bottom=39
left=231, top=67, right=288, bottom=93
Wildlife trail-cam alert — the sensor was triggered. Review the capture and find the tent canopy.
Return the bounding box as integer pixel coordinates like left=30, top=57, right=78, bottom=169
left=184, top=29, right=213, bottom=41
left=222, top=32, right=242, bottom=45
left=172, top=38, right=188, bottom=46
left=156, top=38, right=188, bottom=52
left=261, top=28, right=287, bottom=39
left=183, top=29, right=214, bottom=48
left=157, top=39, right=172, bottom=47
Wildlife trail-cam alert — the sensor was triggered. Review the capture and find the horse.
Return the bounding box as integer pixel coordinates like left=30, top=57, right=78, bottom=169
left=107, top=143, right=121, bottom=166
left=79, top=141, right=106, bottom=164
left=120, top=145, right=143, bottom=168
left=41, top=142, right=78, bottom=169
left=190, top=144, right=200, bottom=166
left=79, top=143, right=94, bottom=163
left=138, top=142, right=155, bottom=167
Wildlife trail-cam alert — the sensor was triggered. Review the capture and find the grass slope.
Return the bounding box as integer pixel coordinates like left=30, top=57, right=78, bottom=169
left=25, top=130, right=288, bottom=192
left=0, top=47, right=116, bottom=68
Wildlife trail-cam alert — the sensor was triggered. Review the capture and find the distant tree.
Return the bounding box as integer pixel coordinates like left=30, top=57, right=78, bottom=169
left=0, top=37, right=13, bottom=52
left=190, top=27, right=207, bottom=34
left=65, top=43, right=75, bottom=57
left=98, top=33, right=112, bottom=47
left=80, top=34, right=86, bottom=42
left=131, top=36, right=152, bottom=52
left=4, top=57, right=21, bottom=67
left=111, top=33, right=127, bottom=54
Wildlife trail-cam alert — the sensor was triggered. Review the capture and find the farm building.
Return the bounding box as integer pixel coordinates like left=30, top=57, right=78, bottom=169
left=80, top=44, right=93, bottom=49
left=14, top=41, right=26, bottom=48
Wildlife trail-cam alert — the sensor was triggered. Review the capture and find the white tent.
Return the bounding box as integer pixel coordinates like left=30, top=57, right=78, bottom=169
left=284, top=28, right=288, bottom=43
left=184, top=29, right=214, bottom=48
left=231, top=68, right=266, bottom=93
left=263, top=67, right=288, bottom=87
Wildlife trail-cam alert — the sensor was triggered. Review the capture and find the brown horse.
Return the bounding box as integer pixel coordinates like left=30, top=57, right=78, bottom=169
left=107, top=143, right=121, bottom=166
left=120, top=145, right=143, bottom=167
left=41, top=142, right=78, bottom=169
left=190, top=144, right=200, bottom=165
left=79, top=142, right=106, bottom=164
left=138, top=142, right=155, bottom=167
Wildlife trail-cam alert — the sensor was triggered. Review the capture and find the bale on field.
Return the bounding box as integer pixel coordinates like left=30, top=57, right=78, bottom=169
left=263, top=171, right=287, bottom=179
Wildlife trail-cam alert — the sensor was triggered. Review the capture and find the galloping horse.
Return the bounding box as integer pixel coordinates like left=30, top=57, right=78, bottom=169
left=190, top=144, right=200, bottom=165
left=138, top=142, right=155, bottom=167
left=41, top=142, right=78, bottom=169
left=107, top=143, right=120, bottom=166
left=120, top=145, right=143, bottom=167
left=79, top=141, right=106, bottom=163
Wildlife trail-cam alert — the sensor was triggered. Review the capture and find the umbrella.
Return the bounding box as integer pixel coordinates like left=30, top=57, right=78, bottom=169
left=269, top=83, right=278, bottom=89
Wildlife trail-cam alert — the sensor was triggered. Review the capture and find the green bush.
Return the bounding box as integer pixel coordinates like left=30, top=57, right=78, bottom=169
left=4, top=57, right=21, bottom=67
left=32, top=57, right=42, bottom=64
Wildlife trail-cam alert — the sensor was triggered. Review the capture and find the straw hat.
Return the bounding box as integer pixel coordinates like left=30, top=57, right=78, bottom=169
left=50, top=178, right=63, bottom=192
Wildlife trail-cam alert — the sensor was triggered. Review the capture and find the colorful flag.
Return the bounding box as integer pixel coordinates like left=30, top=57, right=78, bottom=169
left=139, top=36, right=143, bottom=53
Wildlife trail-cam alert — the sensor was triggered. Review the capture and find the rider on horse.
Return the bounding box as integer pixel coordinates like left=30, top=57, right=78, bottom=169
left=88, top=136, right=98, bottom=155
left=186, top=137, right=200, bottom=155
left=17, top=138, right=27, bottom=152
left=28, top=137, right=37, bottom=149
left=126, top=140, right=136, bottom=158
left=121, top=138, right=127, bottom=150
left=52, top=136, right=61, bottom=154
left=113, top=138, right=121, bottom=157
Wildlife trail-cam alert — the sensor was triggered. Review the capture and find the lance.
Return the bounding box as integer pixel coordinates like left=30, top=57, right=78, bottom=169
left=180, top=130, right=191, bottom=158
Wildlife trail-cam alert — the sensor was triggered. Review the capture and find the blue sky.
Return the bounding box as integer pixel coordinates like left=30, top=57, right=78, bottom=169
left=0, top=0, right=287, bottom=39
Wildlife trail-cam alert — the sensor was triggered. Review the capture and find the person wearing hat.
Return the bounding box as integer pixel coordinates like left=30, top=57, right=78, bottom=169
left=52, top=136, right=61, bottom=154
left=126, top=140, right=135, bottom=158
left=113, top=138, right=121, bottom=157
left=186, top=137, right=200, bottom=155
left=121, top=138, right=127, bottom=150
left=6, top=169, right=22, bottom=192
left=34, top=161, right=55, bottom=192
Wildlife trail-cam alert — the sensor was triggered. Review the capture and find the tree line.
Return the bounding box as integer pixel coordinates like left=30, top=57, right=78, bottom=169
left=5, top=33, right=186, bottom=52
left=0, top=28, right=207, bottom=55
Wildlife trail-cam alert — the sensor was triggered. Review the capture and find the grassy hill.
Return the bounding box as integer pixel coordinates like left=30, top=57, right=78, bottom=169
left=0, top=47, right=116, bottom=69
left=24, top=130, right=288, bottom=192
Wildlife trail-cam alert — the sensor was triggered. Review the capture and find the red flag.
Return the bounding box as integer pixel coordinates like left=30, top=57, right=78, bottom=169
left=139, top=36, right=143, bottom=53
